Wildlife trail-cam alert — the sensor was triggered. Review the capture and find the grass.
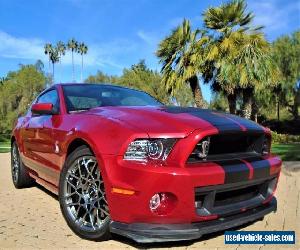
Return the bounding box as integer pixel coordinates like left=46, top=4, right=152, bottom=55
left=271, top=143, right=300, bottom=161
left=0, top=140, right=10, bottom=153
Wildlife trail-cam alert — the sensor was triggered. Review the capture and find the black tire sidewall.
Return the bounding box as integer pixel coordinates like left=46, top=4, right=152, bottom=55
left=58, top=145, right=111, bottom=241
left=11, top=142, right=20, bottom=187
left=11, top=142, right=33, bottom=188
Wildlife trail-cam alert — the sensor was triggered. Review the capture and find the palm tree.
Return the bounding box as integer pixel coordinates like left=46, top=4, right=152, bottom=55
left=49, top=47, right=60, bottom=84
left=44, top=43, right=59, bottom=84
left=67, top=38, right=78, bottom=81
left=44, top=43, right=53, bottom=76
left=56, top=41, right=66, bottom=82
left=78, top=42, right=88, bottom=82
left=203, top=0, right=254, bottom=37
left=203, top=0, right=257, bottom=115
left=202, top=0, right=279, bottom=119
left=216, top=31, right=279, bottom=118
left=156, top=19, right=208, bottom=107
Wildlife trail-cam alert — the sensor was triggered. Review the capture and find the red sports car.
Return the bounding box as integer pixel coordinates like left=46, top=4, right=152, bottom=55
left=11, top=83, right=281, bottom=243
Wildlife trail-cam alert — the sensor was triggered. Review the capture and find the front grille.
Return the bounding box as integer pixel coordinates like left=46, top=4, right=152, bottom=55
left=194, top=177, right=277, bottom=217
left=188, top=132, right=267, bottom=163
left=214, top=184, right=260, bottom=207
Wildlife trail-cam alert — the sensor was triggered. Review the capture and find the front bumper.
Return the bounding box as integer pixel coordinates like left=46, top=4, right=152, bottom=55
left=110, top=197, right=277, bottom=243
left=102, top=154, right=281, bottom=224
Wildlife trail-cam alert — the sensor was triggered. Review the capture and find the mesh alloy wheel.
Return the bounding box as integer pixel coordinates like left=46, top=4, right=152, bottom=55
left=62, top=156, right=109, bottom=232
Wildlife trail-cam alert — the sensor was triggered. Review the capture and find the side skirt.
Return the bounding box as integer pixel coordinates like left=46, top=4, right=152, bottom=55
left=29, top=172, right=59, bottom=195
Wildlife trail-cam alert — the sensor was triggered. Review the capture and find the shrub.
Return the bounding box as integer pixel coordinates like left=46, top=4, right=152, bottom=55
left=271, top=131, right=300, bottom=144
left=0, top=134, right=10, bottom=142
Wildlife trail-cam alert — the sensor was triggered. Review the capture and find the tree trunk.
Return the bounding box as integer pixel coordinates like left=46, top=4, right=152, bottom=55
left=251, top=101, right=258, bottom=122
left=227, top=92, right=237, bottom=114
left=189, top=75, right=206, bottom=108
left=292, top=91, right=299, bottom=120
left=81, top=55, right=83, bottom=82
left=48, top=59, right=51, bottom=76
left=241, top=88, right=253, bottom=119
left=277, top=94, right=280, bottom=121
left=52, top=63, right=55, bottom=84
left=60, top=59, right=62, bottom=83
left=72, top=51, right=75, bottom=82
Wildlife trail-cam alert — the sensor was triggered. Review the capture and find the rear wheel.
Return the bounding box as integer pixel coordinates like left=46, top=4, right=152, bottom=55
left=59, top=146, right=111, bottom=241
left=11, top=141, right=34, bottom=188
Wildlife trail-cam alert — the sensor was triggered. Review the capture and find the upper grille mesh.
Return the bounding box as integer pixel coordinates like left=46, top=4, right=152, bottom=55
left=188, top=133, right=266, bottom=163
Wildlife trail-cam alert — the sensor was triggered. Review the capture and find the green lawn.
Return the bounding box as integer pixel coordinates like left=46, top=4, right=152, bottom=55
left=0, top=141, right=10, bottom=153
left=271, top=144, right=300, bottom=161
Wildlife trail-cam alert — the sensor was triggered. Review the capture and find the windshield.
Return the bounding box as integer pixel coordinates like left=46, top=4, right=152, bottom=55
left=62, top=84, right=162, bottom=112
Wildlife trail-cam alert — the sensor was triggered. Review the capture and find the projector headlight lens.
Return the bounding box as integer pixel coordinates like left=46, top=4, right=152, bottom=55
left=124, top=138, right=176, bottom=161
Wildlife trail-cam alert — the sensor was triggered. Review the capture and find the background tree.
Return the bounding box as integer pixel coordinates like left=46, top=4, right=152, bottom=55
left=85, top=70, right=118, bottom=84
left=202, top=0, right=256, bottom=116
left=203, top=0, right=254, bottom=36
left=0, top=63, right=47, bottom=133
left=34, top=60, right=44, bottom=73
left=272, top=30, right=300, bottom=120
left=44, top=44, right=60, bottom=83
left=156, top=19, right=208, bottom=107
left=216, top=31, right=279, bottom=119
left=78, top=42, right=88, bottom=82
left=202, top=0, right=280, bottom=119
left=118, top=60, right=169, bottom=103
left=209, top=93, right=229, bottom=112
left=56, top=41, right=66, bottom=82
left=49, top=47, right=60, bottom=83
left=44, top=43, right=53, bottom=76
left=67, top=38, right=78, bottom=81
left=85, top=59, right=195, bottom=106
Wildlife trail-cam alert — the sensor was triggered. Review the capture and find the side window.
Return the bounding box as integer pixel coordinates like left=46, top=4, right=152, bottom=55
left=37, top=89, right=60, bottom=112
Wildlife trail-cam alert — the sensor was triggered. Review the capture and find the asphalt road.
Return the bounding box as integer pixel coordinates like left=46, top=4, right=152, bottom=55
left=0, top=153, right=299, bottom=249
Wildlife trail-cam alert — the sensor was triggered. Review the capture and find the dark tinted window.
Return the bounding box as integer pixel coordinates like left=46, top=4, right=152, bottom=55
left=37, top=89, right=59, bottom=111
left=62, top=84, right=162, bottom=112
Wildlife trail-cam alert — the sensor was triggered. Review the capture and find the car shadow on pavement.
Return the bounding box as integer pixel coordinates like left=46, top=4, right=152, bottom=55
left=35, top=183, right=58, bottom=201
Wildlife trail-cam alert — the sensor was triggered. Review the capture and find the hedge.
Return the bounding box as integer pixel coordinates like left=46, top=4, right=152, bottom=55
left=271, top=131, right=300, bottom=144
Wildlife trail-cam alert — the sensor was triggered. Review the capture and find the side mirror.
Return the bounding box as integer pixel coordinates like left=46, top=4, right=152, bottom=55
left=31, top=103, right=58, bottom=115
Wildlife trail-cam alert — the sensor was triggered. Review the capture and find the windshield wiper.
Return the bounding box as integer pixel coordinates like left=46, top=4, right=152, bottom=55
left=69, top=108, right=92, bottom=113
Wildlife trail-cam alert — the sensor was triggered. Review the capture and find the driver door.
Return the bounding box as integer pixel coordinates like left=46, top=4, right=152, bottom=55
left=22, top=88, right=60, bottom=182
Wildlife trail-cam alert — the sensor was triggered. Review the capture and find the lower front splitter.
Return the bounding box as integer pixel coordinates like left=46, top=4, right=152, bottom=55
left=110, top=197, right=277, bottom=243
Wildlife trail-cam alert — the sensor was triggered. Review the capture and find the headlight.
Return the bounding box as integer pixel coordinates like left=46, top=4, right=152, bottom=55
left=124, top=138, right=176, bottom=161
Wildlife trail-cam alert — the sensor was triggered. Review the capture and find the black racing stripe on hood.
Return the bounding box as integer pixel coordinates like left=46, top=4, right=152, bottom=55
left=225, top=113, right=264, bottom=132
left=216, top=159, right=250, bottom=184
left=163, top=107, right=242, bottom=132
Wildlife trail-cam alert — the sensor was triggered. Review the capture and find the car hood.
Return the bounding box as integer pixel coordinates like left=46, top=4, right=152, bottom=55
left=84, top=106, right=265, bottom=137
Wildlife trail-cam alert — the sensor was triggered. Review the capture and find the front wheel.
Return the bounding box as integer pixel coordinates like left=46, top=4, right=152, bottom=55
left=11, top=141, right=34, bottom=188
left=59, top=146, right=111, bottom=241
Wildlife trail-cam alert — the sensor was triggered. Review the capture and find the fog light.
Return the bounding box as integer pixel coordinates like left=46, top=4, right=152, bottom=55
left=149, top=192, right=177, bottom=215
left=150, top=193, right=161, bottom=210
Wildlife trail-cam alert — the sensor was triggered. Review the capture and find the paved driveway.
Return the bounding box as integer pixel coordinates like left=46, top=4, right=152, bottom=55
left=0, top=153, right=299, bottom=249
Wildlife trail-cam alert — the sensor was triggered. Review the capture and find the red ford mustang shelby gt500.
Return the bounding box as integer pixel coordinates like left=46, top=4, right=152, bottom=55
left=11, top=83, right=281, bottom=243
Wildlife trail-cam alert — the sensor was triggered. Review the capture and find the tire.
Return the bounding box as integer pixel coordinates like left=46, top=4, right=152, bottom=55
left=11, top=141, right=34, bottom=188
left=59, top=145, right=111, bottom=241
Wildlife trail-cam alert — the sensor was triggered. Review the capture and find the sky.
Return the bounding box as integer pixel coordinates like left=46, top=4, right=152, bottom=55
left=0, top=0, right=299, bottom=102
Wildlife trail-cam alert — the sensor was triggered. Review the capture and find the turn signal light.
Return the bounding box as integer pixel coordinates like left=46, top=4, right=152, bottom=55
left=111, top=187, right=135, bottom=195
